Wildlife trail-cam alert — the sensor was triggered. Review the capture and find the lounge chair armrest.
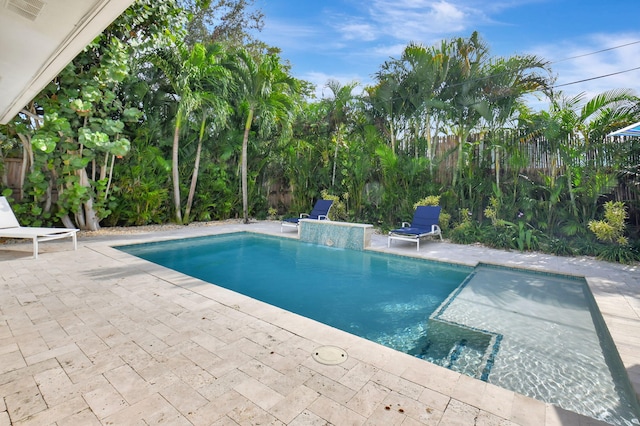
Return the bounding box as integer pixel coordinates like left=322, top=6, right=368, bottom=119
left=300, top=213, right=310, bottom=218
left=432, top=224, right=442, bottom=233
left=402, top=222, right=411, bottom=228
left=318, top=215, right=328, bottom=220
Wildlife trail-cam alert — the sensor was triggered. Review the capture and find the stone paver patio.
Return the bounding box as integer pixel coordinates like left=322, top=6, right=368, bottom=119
left=1, top=220, right=638, bottom=425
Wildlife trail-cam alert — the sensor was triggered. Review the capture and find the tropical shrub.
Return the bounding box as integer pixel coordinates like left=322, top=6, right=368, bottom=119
left=596, top=245, right=640, bottom=264
left=480, top=224, right=513, bottom=250
left=106, top=145, right=170, bottom=226
left=449, top=209, right=483, bottom=244
left=546, top=238, right=575, bottom=257
left=574, top=238, right=604, bottom=257
left=510, top=221, right=542, bottom=252
left=588, top=201, right=628, bottom=245
left=413, top=195, right=440, bottom=208
left=320, top=189, right=348, bottom=221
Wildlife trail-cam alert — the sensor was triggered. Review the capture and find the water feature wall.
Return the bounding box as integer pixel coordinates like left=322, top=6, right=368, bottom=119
left=299, top=220, right=373, bottom=250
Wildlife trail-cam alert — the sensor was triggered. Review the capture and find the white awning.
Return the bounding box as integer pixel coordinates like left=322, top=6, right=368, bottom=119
left=0, top=0, right=136, bottom=124
left=608, top=121, right=640, bottom=137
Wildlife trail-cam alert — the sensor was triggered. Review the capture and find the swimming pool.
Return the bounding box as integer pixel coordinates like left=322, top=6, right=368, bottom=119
left=118, top=232, right=640, bottom=425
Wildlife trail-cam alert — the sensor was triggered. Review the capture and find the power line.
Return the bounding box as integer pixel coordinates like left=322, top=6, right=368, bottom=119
left=354, top=40, right=640, bottom=102
left=552, top=66, right=640, bottom=88
left=550, top=40, right=640, bottom=64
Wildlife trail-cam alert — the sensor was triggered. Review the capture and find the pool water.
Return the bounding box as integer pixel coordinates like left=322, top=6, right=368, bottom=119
left=118, top=232, right=640, bottom=425
left=119, top=233, right=471, bottom=344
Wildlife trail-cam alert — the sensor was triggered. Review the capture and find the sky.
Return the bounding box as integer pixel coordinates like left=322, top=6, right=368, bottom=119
left=254, top=0, right=640, bottom=108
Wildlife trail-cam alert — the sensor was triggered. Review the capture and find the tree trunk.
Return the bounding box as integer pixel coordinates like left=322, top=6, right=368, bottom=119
left=390, top=121, right=396, bottom=155
left=78, top=168, right=100, bottom=231
left=172, top=115, right=183, bottom=224
left=242, top=108, right=254, bottom=224
left=185, top=117, right=206, bottom=223
left=83, top=197, right=101, bottom=231
left=452, top=133, right=463, bottom=188
left=104, top=154, right=116, bottom=201
left=331, top=124, right=343, bottom=188
left=495, top=146, right=500, bottom=190
left=60, top=214, right=76, bottom=229
left=17, top=134, right=34, bottom=199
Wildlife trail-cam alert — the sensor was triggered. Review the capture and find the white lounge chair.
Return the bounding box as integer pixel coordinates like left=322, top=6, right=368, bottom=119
left=0, top=196, right=78, bottom=259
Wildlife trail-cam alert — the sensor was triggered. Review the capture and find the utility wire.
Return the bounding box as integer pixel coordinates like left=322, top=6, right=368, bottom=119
left=553, top=66, right=640, bottom=88
left=355, top=39, right=640, bottom=102
left=550, top=40, right=640, bottom=64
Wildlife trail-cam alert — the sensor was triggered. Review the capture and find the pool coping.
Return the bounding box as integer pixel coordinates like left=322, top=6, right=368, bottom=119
left=1, top=220, right=637, bottom=425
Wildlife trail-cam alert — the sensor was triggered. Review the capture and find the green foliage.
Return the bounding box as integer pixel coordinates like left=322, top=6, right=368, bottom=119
left=588, top=201, right=628, bottom=244
left=596, top=245, right=640, bottom=264
left=190, top=161, right=238, bottom=221
left=510, top=221, right=541, bottom=252
left=479, top=224, right=513, bottom=250
left=438, top=212, right=451, bottom=231
left=484, top=196, right=500, bottom=226
left=546, top=238, right=575, bottom=257
left=107, top=151, right=170, bottom=226
left=413, top=195, right=440, bottom=208
left=320, top=190, right=348, bottom=221
left=10, top=198, right=54, bottom=227
left=449, top=211, right=483, bottom=245
left=569, top=236, right=605, bottom=257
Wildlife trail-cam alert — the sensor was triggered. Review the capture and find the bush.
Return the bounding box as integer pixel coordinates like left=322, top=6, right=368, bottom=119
left=480, top=224, right=513, bottom=250
left=546, top=238, right=574, bottom=257
left=320, top=190, right=348, bottom=221
left=574, top=239, right=604, bottom=257
left=588, top=201, right=628, bottom=244
left=449, top=220, right=483, bottom=245
left=596, top=244, right=640, bottom=264
left=413, top=195, right=440, bottom=208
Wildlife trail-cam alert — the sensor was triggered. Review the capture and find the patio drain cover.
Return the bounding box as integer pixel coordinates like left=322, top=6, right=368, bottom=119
left=312, top=345, right=348, bottom=365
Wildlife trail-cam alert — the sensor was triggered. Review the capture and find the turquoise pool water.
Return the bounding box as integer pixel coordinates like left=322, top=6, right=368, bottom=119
left=119, top=233, right=471, bottom=341
left=118, top=232, right=640, bottom=425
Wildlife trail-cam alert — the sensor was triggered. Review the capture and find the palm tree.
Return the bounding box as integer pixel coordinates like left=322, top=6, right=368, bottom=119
left=475, top=54, right=551, bottom=190
left=183, top=44, right=232, bottom=223
left=226, top=48, right=299, bottom=223
left=150, top=43, right=205, bottom=223
left=323, top=79, right=359, bottom=187
left=149, top=42, right=230, bottom=224
left=533, top=89, right=639, bottom=219
left=367, top=69, right=404, bottom=155
left=441, top=31, right=490, bottom=189
left=397, top=41, right=452, bottom=162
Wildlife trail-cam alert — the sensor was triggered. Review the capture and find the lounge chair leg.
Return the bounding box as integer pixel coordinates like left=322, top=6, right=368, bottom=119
left=33, top=237, right=38, bottom=259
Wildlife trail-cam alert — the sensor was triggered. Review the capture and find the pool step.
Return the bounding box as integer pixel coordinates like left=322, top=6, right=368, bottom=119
left=445, top=338, right=468, bottom=368
left=410, top=319, right=502, bottom=381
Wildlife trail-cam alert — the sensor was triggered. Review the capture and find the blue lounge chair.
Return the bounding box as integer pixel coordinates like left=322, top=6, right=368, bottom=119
left=281, top=199, right=333, bottom=232
left=388, top=206, right=443, bottom=250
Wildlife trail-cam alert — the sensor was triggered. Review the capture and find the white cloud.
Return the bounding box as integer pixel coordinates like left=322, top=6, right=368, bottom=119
left=327, top=0, right=481, bottom=46
left=260, top=19, right=324, bottom=51
left=367, top=0, right=483, bottom=40
left=368, top=43, right=408, bottom=59
left=339, top=21, right=377, bottom=41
